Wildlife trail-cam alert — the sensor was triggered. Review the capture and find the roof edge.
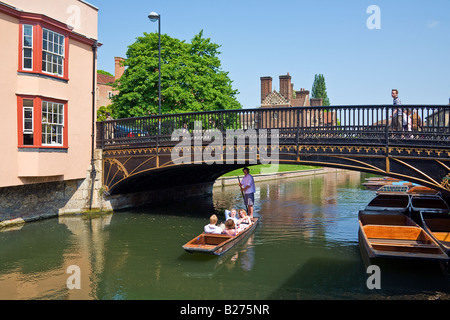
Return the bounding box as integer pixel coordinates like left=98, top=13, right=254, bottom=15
left=78, top=0, right=98, bottom=11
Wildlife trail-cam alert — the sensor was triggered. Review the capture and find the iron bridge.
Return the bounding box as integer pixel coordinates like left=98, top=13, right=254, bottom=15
left=96, top=105, right=450, bottom=195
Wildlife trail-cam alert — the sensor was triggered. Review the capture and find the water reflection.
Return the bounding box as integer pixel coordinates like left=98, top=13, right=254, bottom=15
left=0, top=214, right=113, bottom=300
left=253, top=170, right=371, bottom=247
left=0, top=170, right=449, bottom=300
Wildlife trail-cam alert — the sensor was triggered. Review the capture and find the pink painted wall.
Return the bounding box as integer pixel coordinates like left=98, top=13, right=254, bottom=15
left=0, top=1, right=98, bottom=187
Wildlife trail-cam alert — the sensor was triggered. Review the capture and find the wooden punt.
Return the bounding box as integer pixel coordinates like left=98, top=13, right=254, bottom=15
left=182, top=218, right=259, bottom=256
left=376, top=185, right=409, bottom=194
left=362, top=177, right=401, bottom=190
left=358, top=211, right=449, bottom=262
left=408, top=186, right=440, bottom=195
left=410, top=194, right=449, bottom=214
left=365, top=193, right=410, bottom=213
left=420, top=211, right=450, bottom=255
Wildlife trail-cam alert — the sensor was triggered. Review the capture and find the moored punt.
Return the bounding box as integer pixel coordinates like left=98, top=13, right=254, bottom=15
left=358, top=211, right=449, bottom=263
left=410, top=194, right=449, bottom=214
left=408, top=186, right=440, bottom=195
left=376, top=185, right=409, bottom=194
left=182, top=218, right=259, bottom=256
left=365, top=193, right=410, bottom=213
left=420, top=211, right=450, bottom=255
left=362, top=177, right=402, bottom=190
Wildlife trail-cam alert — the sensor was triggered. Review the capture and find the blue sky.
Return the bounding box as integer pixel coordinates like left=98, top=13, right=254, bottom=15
left=88, top=0, right=450, bottom=108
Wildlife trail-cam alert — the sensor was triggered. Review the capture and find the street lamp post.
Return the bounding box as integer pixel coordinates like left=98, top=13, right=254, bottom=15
left=148, top=11, right=161, bottom=131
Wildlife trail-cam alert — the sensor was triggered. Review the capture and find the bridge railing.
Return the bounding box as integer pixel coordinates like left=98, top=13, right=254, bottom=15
left=96, top=105, right=450, bottom=150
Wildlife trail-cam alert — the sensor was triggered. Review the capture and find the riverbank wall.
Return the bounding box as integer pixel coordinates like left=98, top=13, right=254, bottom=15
left=213, top=167, right=346, bottom=188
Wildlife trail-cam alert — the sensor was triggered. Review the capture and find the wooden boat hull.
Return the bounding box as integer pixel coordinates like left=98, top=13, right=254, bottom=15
left=408, top=186, right=440, bottom=195
left=182, top=218, right=259, bottom=256
left=410, top=195, right=450, bottom=214
left=362, top=177, right=401, bottom=190
left=420, top=211, right=450, bottom=255
left=358, top=211, right=449, bottom=262
left=365, top=194, right=410, bottom=213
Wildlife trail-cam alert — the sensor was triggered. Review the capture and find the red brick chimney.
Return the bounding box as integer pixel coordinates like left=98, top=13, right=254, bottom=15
left=310, top=98, right=323, bottom=106
left=260, top=76, right=272, bottom=103
left=279, top=73, right=292, bottom=102
left=115, top=57, right=125, bottom=80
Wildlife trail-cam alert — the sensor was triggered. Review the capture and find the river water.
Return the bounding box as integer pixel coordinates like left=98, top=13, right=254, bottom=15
left=0, top=171, right=449, bottom=300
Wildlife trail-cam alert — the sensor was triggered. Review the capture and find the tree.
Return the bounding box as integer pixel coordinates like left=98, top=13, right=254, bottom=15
left=111, top=30, right=242, bottom=118
left=97, top=70, right=114, bottom=78
left=97, top=105, right=113, bottom=122
left=311, top=74, right=330, bottom=106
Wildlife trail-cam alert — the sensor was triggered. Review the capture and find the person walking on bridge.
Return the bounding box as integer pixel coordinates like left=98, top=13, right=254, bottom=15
left=391, top=89, right=403, bottom=131
left=239, top=167, right=255, bottom=220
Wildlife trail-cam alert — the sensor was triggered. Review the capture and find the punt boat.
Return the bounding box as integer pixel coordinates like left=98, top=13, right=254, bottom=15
left=362, top=177, right=401, bottom=190
left=420, top=211, right=450, bottom=255
left=365, top=193, right=410, bottom=213
left=409, top=194, right=449, bottom=214
left=358, top=211, right=449, bottom=264
left=182, top=218, right=259, bottom=256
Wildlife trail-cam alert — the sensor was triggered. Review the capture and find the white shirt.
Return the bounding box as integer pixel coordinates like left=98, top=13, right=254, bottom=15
left=241, top=174, right=255, bottom=194
left=204, top=224, right=222, bottom=234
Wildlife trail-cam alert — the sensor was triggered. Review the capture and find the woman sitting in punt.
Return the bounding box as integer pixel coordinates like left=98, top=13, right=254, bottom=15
left=222, top=219, right=237, bottom=236
left=238, top=209, right=252, bottom=224
left=236, top=209, right=252, bottom=233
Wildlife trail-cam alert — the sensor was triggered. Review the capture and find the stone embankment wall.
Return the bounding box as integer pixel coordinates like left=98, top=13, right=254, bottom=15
left=0, top=150, right=101, bottom=228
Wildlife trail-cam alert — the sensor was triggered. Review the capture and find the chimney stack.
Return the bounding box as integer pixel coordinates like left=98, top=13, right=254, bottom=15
left=115, top=57, right=125, bottom=80
left=279, top=73, right=292, bottom=102
left=260, top=76, right=273, bottom=103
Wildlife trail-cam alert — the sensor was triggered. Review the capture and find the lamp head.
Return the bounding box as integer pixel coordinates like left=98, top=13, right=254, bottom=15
left=148, top=12, right=160, bottom=22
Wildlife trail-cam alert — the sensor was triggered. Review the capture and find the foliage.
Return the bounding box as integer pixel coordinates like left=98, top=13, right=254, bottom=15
left=111, top=30, right=242, bottom=119
left=220, top=164, right=322, bottom=177
left=97, top=70, right=114, bottom=77
left=97, top=105, right=114, bottom=122
left=311, top=74, right=330, bottom=106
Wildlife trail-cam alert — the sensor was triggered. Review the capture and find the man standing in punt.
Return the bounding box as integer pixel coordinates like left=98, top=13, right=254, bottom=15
left=239, top=167, right=256, bottom=220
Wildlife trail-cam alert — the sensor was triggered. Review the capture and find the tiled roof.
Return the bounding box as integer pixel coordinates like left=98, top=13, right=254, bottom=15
left=97, top=73, right=115, bottom=85
left=261, top=91, right=289, bottom=106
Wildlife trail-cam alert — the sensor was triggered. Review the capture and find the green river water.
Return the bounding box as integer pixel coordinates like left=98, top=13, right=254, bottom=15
left=0, top=171, right=449, bottom=300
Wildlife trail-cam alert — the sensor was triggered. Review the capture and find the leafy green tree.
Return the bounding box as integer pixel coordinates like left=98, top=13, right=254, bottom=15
left=97, top=105, right=113, bottom=121
left=97, top=70, right=114, bottom=78
left=111, top=30, right=241, bottom=118
left=311, top=74, right=330, bottom=106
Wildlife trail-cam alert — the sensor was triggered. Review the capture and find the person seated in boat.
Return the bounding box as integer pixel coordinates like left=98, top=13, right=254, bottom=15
left=204, top=214, right=223, bottom=234
left=222, top=219, right=237, bottom=237
left=226, top=208, right=239, bottom=225
left=237, top=209, right=252, bottom=227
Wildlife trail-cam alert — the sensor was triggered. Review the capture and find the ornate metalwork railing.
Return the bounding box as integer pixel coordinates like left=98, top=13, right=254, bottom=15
left=96, top=105, right=450, bottom=150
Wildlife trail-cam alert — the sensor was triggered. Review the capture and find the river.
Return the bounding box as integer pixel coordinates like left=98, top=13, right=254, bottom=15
left=0, top=171, right=449, bottom=300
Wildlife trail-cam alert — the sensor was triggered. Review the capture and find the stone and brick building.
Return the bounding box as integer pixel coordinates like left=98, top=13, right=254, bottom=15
left=258, top=73, right=336, bottom=129
left=260, top=73, right=323, bottom=108
left=96, top=57, right=125, bottom=110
